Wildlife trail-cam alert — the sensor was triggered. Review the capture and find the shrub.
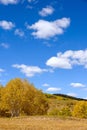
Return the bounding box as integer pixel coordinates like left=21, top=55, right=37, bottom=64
left=72, top=101, right=87, bottom=118
left=48, top=106, right=71, bottom=117
left=48, top=108, right=59, bottom=116
left=59, top=106, right=71, bottom=117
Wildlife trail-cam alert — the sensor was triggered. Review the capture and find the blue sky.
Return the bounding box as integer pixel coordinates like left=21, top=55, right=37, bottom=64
left=0, top=0, right=87, bottom=99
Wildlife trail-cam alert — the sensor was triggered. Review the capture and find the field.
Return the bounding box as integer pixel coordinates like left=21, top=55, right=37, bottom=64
left=0, top=116, right=87, bottom=130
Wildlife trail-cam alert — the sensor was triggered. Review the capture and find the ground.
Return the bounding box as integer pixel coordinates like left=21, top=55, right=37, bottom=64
left=0, top=116, right=87, bottom=130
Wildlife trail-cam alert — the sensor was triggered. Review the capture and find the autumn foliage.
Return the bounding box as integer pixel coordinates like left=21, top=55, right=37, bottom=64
left=72, top=101, right=87, bottom=118
left=0, top=78, right=49, bottom=117
left=0, top=78, right=87, bottom=119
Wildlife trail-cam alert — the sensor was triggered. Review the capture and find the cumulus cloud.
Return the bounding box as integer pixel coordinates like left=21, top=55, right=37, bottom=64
left=15, top=29, right=24, bottom=37
left=46, top=56, right=72, bottom=69
left=46, top=87, right=61, bottom=92
left=0, top=0, right=18, bottom=5
left=46, top=49, right=87, bottom=69
left=12, top=64, right=48, bottom=77
left=0, top=20, right=15, bottom=30
left=70, top=82, right=85, bottom=88
left=27, top=18, right=70, bottom=39
left=39, top=6, right=54, bottom=17
left=0, top=43, right=9, bottom=49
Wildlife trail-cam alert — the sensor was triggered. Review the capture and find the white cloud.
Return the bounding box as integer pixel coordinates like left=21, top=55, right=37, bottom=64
left=15, top=29, right=24, bottom=37
left=0, top=68, right=5, bottom=73
left=46, top=87, right=61, bottom=92
left=0, top=0, right=18, bottom=5
left=39, top=6, right=54, bottom=17
left=67, top=93, right=77, bottom=97
left=12, top=64, right=48, bottom=77
left=46, top=56, right=72, bottom=69
left=42, top=83, right=50, bottom=87
left=0, top=20, right=15, bottom=30
left=0, top=43, right=9, bottom=49
left=70, top=83, right=85, bottom=88
left=27, top=18, right=70, bottom=39
left=46, top=49, right=87, bottom=69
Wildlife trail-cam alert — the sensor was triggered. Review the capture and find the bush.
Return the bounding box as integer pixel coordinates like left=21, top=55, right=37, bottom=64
left=59, top=107, right=71, bottom=117
left=72, top=101, right=87, bottom=118
left=48, top=108, right=59, bottom=116
left=48, top=106, right=71, bottom=117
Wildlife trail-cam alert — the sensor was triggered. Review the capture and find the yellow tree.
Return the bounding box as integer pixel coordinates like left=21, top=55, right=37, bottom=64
left=0, top=85, right=4, bottom=116
left=72, top=101, right=87, bottom=118
left=0, top=85, right=3, bottom=101
left=1, top=78, right=24, bottom=117
left=33, top=90, right=49, bottom=115
left=22, top=80, right=38, bottom=115
left=1, top=78, right=49, bottom=117
left=22, top=80, right=49, bottom=115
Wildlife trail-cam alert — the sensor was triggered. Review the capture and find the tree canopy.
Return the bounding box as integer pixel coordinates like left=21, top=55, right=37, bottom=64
left=0, top=78, right=49, bottom=117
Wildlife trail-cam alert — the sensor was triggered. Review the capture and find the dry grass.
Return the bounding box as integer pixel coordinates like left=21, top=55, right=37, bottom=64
left=0, top=116, right=87, bottom=130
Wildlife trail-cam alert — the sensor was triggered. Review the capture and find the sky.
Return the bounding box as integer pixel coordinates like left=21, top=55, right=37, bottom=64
left=0, top=0, right=87, bottom=99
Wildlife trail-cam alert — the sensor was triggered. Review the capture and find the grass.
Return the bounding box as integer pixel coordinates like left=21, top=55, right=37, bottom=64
left=0, top=116, right=87, bottom=130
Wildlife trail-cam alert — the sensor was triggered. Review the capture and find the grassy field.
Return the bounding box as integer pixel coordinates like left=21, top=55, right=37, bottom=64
left=0, top=116, right=87, bottom=130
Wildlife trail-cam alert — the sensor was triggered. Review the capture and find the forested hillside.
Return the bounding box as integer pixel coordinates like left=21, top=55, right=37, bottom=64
left=46, top=93, right=87, bottom=118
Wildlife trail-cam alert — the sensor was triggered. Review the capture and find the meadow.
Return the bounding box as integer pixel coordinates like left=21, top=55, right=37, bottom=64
left=0, top=116, right=87, bottom=130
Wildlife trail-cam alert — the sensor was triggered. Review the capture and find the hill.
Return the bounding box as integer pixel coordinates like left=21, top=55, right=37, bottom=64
left=53, top=93, right=87, bottom=101
left=45, top=93, right=87, bottom=117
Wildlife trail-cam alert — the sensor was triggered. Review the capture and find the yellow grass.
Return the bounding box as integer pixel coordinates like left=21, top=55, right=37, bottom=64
left=0, top=116, right=87, bottom=130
